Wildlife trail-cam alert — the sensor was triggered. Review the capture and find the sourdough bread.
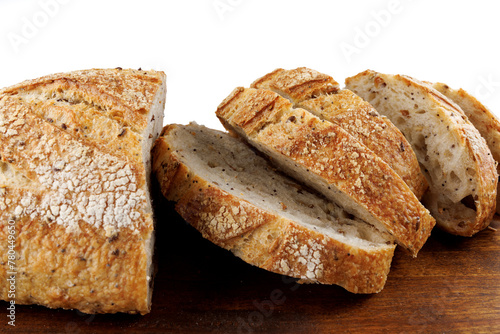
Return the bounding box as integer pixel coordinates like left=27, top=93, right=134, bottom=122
left=216, top=87, right=435, bottom=256
left=153, top=123, right=396, bottom=293
left=0, top=68, right=166, bottom=314
left=432, top=82, right=500, bottom=214
left=251, top=68, right=427, bottom=199
left=345, top=70, right=498, bottom=236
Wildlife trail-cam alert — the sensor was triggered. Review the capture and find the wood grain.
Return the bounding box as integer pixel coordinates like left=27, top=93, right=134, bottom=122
left=2, top=186, right=500, bottom=333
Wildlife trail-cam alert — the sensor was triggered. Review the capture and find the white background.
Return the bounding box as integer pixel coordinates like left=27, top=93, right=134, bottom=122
left=0, top=0, right=499, bottom=131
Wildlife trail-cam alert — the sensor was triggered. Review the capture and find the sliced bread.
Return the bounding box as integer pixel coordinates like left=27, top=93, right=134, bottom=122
left=216, top=87, right=435, bottom=256
left=345, top=70, right=498, bottom=236
left=0, top=68, right=166, bottom=314
left=152, top=122, right=396, bottom=293
left=251, top=67, right=428, bottom=199
left=432, top=82, right=500, bottom=214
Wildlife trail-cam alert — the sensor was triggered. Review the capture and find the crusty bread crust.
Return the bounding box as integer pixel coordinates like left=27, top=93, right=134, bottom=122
left=216, top=87, right=435, bottom=256
left=433, top=82, right=500, bottom=214
left=0, top=68, right=163, bottom=131
left=153, top=124, right=396, bottom=293
left=346, top=70, right=498, bottom=236
left=251, top=68, right=427, bottom=199
left=0, top=68, right=166, bottom=314
left=251, top=67, right=340, bottom=102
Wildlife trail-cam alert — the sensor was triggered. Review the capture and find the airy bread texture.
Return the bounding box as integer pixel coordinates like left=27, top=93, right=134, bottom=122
left=432, top=82, right=500, bottom=214
left=0, top=68, right=166, bottom=314
left=251, top=68, right=428, bottom=199
left=346, top=70, right=498, bottom=236
left=216, top=87, right=435, bottom=256
left=153, top=123, right=396, bottom=293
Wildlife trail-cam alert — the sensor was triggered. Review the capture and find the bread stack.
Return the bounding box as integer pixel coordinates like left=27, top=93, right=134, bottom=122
left=153, top=68, right=498, bottom=295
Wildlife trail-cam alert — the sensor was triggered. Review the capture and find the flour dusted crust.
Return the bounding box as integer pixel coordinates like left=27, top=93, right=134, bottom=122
left=346, top=70, right=497, bottom=236
left=251, top=68, right=427, bottom=199
left=432, top=82, right=500, bottom=214
left=216, top=87, right=435, bottom=256
left=153, top=124, right=396, bottom=293
left=0, top=68, right=166, bottom=314
left=0, top=97, right=148, bottom=231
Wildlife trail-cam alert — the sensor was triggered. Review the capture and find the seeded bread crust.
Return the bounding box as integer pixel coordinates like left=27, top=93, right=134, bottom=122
left=0, top=69, right=166, bottom=314
left=432, top=82, right=500, bottom=214
left=216, top=87, right=435, bottom=256
left=153, top=124, right=396, bottom=293
left=251, top=68, right=427, bottom=199
left=346, top=70, right=497, bottom=236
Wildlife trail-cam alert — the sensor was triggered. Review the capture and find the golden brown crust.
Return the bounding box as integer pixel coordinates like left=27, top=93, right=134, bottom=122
left=0, top=68, right=166, bottom=314
left=152, top=126, right=396, bottom=293
left=216, top=88, right=435, bottom=256
left=251, top=68, right=427, bottom=199
left=0, top=68, right=165, bottom=132
left=251, top=67, right=340, bottom=102
left=347, top=70, right=498, bottom=236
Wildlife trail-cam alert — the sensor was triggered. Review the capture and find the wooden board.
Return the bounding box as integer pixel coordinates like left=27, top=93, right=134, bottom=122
left=3, top=192, right=500, bottom=333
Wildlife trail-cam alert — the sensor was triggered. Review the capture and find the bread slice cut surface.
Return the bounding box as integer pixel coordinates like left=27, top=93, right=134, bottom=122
left=432, top=82, right=500, bottom=215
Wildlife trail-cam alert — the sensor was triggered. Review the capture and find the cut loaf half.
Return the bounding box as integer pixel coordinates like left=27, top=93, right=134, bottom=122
left=432, top=82, right=500, bottom=215
left=152, top=123, right=396, bottom=293
left=216, top=87, right=435, bottom=256
left=251, top=67, right=428, bottom=199
left=345, top=70, right=498, bottom=236
left=0, top=68, right=166, bottom=314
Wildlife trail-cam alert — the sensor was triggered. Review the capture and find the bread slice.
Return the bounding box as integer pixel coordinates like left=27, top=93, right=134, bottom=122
left=251, top=68, right=428, bottom=199
left=345, top=70, right=498, bottom=236
left=216, top=87, right=435, bottom=256
left=152, top=123, right=396, bottom=293
left=0, top=68, right=166, bottom=314
left=432, top=82, right=500, bottom=214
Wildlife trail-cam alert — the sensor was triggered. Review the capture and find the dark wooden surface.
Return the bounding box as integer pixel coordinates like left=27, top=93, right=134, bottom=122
left=3, top=188, right=500, bottom=333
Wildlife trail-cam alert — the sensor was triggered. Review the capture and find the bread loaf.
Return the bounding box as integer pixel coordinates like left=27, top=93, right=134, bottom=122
left=0, top=68, right=166, bottom=314
left=251, top=67, right=428, bottom=199
left=153, top=123, right=396, bottom=293
left=216, top=87, right=435, bottom=256
left=345, top=70, right=498, bottom=236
